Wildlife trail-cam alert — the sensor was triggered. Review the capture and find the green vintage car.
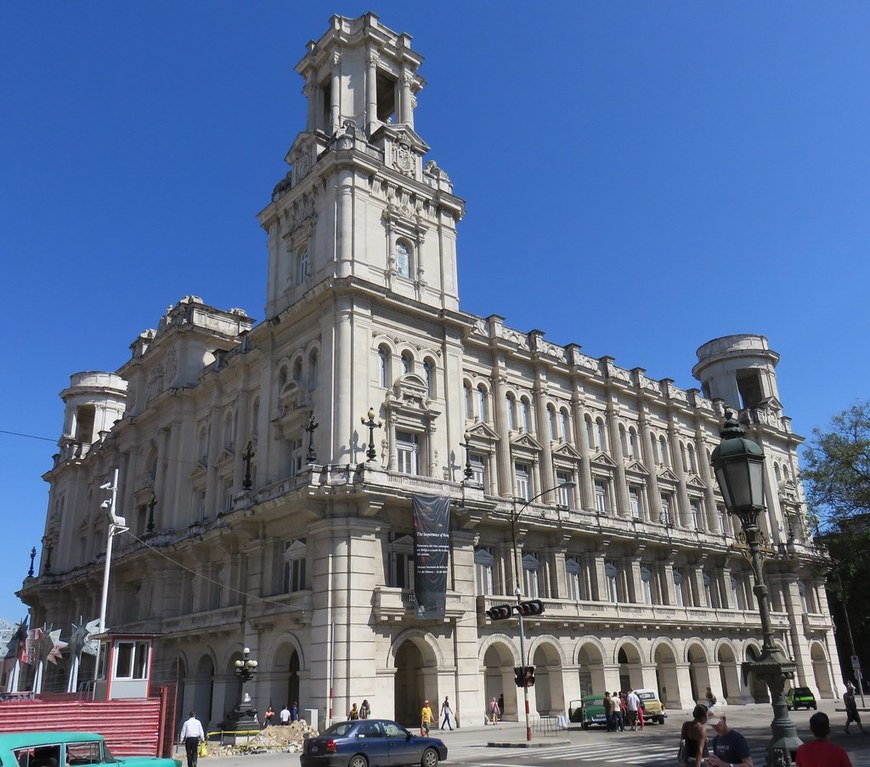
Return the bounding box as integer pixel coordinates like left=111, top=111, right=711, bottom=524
left=568, top=695, right=608, bottom=729
left=0, top=732, right=177, bottom=767
left=786, top=687, right=817, bottom=711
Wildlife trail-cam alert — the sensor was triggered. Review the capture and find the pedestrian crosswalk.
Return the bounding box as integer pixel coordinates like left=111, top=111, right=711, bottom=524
left=446, top=741, right=771, bottom=766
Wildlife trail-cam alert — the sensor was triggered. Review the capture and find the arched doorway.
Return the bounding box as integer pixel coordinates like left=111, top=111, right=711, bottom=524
left=745, top=644, right=769, bottom=703
left=483, top=642, right=515, bottom=720
left=810, top=642, right=835, bottom=698
left=717, top=644, right=740, bottom=703
left=530, top=641, right=565, bottom=716
left=616, top=643, right=643, bottom=692
left=394, top=641, right=425, bottom=727
left=269, top=642, right=301, bottom=711
left=193, top=654, right=215, bottom=728
left=687, top=643, right=710, bottom=704
left=577, top=642, right=605, bottom=697
left=653, top=643, right=680, bottom=709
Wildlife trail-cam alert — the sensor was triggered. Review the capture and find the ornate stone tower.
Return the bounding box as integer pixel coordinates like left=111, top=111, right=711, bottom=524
left=256, top=13, right=468, bottom=468
left=260, top=12, right=464, bottom=321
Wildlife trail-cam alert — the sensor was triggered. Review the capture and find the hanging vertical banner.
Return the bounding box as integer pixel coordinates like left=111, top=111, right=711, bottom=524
left=413, top=494, right=451, bottom=619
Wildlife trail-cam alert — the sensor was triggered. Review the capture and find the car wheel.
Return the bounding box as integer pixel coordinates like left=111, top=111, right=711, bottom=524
left=420, top=747, right=439, bottom=767
left=349, top=755, right=368, bottom=767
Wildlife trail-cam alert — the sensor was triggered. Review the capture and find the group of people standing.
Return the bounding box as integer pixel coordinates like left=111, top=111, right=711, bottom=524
left=679, top=696, right=860, bottom=767
left=603, top=690, right=645, bottom=732
left=348, top=699, right=372, bottom=720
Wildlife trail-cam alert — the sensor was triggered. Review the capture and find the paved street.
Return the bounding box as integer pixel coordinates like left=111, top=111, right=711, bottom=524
left=203, top=701, right=870, bottom=767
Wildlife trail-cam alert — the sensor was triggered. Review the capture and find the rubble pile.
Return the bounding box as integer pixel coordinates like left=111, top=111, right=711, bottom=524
left=205, top=722, right=319, bottom=757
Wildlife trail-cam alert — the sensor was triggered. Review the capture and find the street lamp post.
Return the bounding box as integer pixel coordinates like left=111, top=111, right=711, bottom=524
left=712, top=412, right=801, bottom=766
left=226, top=646, right=260, bottom=732
left=511, top=479, right=576, bottom=743
left=361, top=407, right=383, bottom=463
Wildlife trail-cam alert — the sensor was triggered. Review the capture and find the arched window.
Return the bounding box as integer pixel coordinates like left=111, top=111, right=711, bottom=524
left=308, top=350, right=319, bottom=391
left=548, top=406, right=557, bottom=440
left=396, top=240, right=411, bottom=278
left=658, top=436, right=669, bottom=466
left=401, top=352, right=412, bottom=375
left=507, top=394, right=517, bottom=431
left=378, top=347, right=389, bottom=387
left=560, top=409, right=570, bottom=442
left=278, top=365, right=289, bottom=391
left=292, top=358, right=303, bottom=383
left=687, top=443, right=697, bottom=473
left=223, top=411, right=236, bottom=450
left=586, top=415, right=595, bottom=449
left=423, top=359, right=435, bottom=397
left=464, top=382, right=473, bottom=420
left=520, top=398, right=531, bottom=433
left=629, top=428, right=639, bottom=460
left=477, top=386, right=488, bottom=422
left=596, top=419, right=607, bottom=453
left=251, top=397, right=260, bottom=437
left=197, top=425, right=209, bottom=464
left=295, top=248, right=309, bottom=284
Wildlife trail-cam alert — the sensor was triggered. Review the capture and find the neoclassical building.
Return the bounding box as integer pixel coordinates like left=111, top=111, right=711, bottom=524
left=20, top=13, right=840, bottom=728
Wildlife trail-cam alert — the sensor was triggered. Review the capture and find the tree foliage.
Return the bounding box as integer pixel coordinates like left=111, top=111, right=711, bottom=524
left=802, top=400, right=870, bottom=529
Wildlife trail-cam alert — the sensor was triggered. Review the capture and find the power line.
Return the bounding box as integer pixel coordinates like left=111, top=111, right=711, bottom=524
left=0, top=429, right=56, bottom=442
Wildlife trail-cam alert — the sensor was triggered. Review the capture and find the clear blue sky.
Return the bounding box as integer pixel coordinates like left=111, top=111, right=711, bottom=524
left=2, top=2, right=868, bottom=622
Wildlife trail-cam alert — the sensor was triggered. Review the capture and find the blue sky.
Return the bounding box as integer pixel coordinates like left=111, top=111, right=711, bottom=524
left=1, top=1, right=868, bottom=622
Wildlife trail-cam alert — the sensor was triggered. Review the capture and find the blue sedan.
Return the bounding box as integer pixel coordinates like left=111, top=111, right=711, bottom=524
left=300, top=719, right=447, bottom=767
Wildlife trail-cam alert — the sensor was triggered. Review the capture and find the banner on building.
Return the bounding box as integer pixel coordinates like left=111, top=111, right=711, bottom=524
left=412, top=494, right=451, bottom=620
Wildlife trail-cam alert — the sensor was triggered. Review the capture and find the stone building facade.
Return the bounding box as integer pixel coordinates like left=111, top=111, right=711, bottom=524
left=20, top=13, right=840, bottom=729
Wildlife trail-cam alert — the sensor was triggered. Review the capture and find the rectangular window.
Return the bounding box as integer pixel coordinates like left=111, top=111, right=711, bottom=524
left=629, top=486, right=642, bottom=519
left=391, top=551, right=414, bottom=589
left=114, top=640, right=150, bottom=679
left=289, top=438, right=304, bottom=477
left=594, top=480, right=609, bottom=514
left=556, top=471, right=573, bottom=508
left=515, top=463, right=531, bottom=501
left=397, top=431, right=420, bottom=475
left=296, top=249, right=309, bottom=284
left=690, top=499, right=702, bottom=530
left=470, top=453, right=486, bottom=486
left=660, top=494, right=673, bottom=525
left=222, top=477, right=234, bottom=513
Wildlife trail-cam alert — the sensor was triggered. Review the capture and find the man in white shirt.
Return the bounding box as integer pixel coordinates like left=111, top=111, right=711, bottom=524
left=626, top=689, right=641, bottom=731
left=179, top=711, right=205, bottom=767
left=279, top=704, right=291, bottom=725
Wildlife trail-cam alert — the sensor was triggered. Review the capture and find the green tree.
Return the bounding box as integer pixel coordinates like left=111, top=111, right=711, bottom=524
left=802, top=400, right=870, bottom=528
left=802, top=401, right=870, bottom=687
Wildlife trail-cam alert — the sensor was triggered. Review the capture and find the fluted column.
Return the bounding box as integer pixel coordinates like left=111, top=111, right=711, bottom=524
left=366, top=50, right=379, bottom=136
left=607, top=407, right=629, bottom=516
left=668, top=421, right=691, bottom=527
left=572, top=400, right=595, bottom=510
left=638, top=407, right=662, bottom=522
left=329, top=51, right=341, bottom=132
left=491, top=366, right=513, bottom=496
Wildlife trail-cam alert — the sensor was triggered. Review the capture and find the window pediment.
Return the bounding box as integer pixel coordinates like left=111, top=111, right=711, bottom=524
left=510, top=432, right=543, bottom=453
left=686, top=474, right=707, bottom=490
left=466, top=421, right=501, bottom=444
left=552, top=442, right=582, bottom=461
left=384, top=374, right=442, bottom=426
left=657, top=467, right=679, bottom=484
left=624, top=459, right=650, bottom=477
left=590, top=451, right=617, bottom=469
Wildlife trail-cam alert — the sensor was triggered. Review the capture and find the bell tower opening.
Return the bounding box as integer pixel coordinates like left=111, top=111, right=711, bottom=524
left=736, top=368, right=764, bottom=409
left=377, top=71, right=397, bottom=123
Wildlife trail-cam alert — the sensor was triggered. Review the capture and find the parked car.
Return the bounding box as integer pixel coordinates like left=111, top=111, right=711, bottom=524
left=0, top=732, right=176, bottom=767
left=567, top=695, right=608, bottom=729
left=635, top=689, right=667, bottom=724
left=300, top=719, right=447, bottom=767
left=786, top=687, right=817, bottom=711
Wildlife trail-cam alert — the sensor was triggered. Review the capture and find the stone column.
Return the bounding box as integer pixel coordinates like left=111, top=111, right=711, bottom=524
left=667, top=420, right=691, bottom=527
left=491, top=366, right=513, bottom=497
left=638, top=407, right=662, bottom=522
left=366, top=50, right=379, bottom=136
left=329, top=51, right=341, bottom=132
left=607, top=406, right=629, bottom=516
left=572, top=400, right=595, bottom=511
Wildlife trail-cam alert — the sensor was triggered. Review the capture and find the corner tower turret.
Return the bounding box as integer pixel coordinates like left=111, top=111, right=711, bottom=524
left=692, top=334, right=782, bottom=412
left=260, top=12, right=465, bottom=320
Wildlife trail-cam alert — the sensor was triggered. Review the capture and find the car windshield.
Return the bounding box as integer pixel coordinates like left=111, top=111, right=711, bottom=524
left=638, top=692, right=655, bottom=700
left=795, top=688, right=811, bottom=695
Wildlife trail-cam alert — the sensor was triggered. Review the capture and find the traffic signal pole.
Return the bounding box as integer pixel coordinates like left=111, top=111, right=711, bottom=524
left=515, top=587, right=531, bottom=743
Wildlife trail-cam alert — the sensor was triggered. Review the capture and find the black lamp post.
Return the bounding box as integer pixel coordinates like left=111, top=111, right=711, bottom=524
left=225, top=647, right=260, bottom=732
left=361, top=407, right=382, bottom=462
left=711, top=412, right=801, bottom=765
left=511, top=479, right=576, bottom=742
left=460, top=431, right=473, bottom=481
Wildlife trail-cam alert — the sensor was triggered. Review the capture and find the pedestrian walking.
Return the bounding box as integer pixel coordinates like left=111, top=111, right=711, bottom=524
left=844, top=683, right=865, bottom=734
left=420, top=699, right=434, bottom=735
left=678, top=704, right=708, bottom=767
left=348, top=703, right=359, bottom=720
left=440, top=696, right=453, bottom=730
left=179, top=711, right=205, bottom=767
left=488, top=696, right=500, bottom=724
left=603, top=691, right=615, bottom=732
left=626, top=689, right=641, bottom=731
left=263, top=705, right=274, bottom=727
left=360, top=699, right=371, bottom=719
left=279, top=704, right=290, bottom=725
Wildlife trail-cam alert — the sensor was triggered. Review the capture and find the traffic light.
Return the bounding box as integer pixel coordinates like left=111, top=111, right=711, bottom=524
left=486, top=603, right=513, bottom=621
left=514, top=666, right=525, bottom=687
left=516, top=599, right=545, bottom=616
left=524, top=665, right=536, bottom=687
